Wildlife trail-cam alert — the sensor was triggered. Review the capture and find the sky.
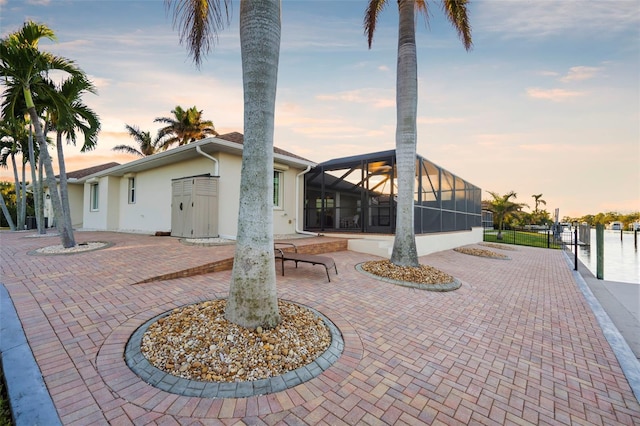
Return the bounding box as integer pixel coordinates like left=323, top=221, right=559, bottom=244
left=1, top=0, right=638, bottom=218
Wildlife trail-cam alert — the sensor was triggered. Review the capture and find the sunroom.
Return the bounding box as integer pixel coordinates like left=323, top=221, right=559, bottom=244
left=303, top=150, right=482, bottom=235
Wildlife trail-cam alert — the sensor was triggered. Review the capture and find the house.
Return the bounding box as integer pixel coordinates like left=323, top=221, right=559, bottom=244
left=45, top=162, right=121, bottom=229
left=51, top=134, right=483, bottom=255
left=63, top=132, right=315, bottom=238
left=608, top=221, right=623, bottom=231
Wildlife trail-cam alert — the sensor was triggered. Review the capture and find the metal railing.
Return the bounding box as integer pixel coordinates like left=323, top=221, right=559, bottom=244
left=482, top=227, right=568, bottom=249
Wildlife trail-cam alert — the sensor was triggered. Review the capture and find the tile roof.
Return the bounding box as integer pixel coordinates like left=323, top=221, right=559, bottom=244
left=62, top=162, right=120, bottom=179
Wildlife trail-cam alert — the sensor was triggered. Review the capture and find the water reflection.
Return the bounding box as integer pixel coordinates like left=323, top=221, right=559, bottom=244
left=571, top=229, right=639, bottom=284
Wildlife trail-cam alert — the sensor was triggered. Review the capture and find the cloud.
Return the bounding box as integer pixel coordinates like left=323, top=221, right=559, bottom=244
left=477, top=1, right=640, bottom=38
left=517, top=143, right=557, bottom=153
left=526, top=88, right=584, bottom=101
left=560, top=66, right=601, bottom=82
left=417, top=116, right=465, bottom=125
left=316, top=89, right=394, bottom=109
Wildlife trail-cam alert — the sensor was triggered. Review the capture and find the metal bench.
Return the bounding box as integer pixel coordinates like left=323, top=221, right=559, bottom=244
left=274, top=243, right=337, bottom=282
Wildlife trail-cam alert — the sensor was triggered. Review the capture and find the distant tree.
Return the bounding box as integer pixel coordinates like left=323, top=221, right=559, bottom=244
left=113, top=124, right=164, bottom=157
left=531, top=193, right=546, bottom=213
left=486, top=191, right=526, bottom=240
left=154, top=105, right=218, bottom=149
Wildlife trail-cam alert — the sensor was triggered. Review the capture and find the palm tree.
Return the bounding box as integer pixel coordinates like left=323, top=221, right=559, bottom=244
left=487, top=191, right=525, bottom=240
left=45, top=74, right=101, bottom=237
left=0, top=118, right=29, bottom=230
left=1, top=20, right=85, bottom=247
left=154, top=105, right=218, bottom=149
left=113, top=124, right=164, bottom=157
left=0, top=148, right=17, bottom=231
left=166, top=0, right=281, bottom=328
left=532, top=193, right=546, bottom=213
left=365, top=0, right=472, bottom=267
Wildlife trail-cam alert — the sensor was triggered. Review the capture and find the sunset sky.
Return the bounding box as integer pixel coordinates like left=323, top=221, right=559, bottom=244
left=1, top=0, right=638, bottom=218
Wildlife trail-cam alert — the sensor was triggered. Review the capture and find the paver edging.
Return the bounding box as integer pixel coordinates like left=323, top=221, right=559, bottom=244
left=564, top=251, right=640, bottom=403
left=124, top=299, right=344, bottom=398
left=0, top=284, right=62, bottom=426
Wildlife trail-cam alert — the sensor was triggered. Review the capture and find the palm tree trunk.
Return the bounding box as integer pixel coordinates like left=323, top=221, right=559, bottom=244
left=390, top=0, right=419, bottom=267
left=20, top=159, right=27, bottom=229
left=56, top=134, right=75, bottom=237
left=0, top=191, right=16, bottom=230
left=26, top=105, right=75, bottom=247
left=10, top=153, right=25, bottom=230
left=27, top=126, right=44, bottom=234
left=37, top=155, right=46, bottom=234
left=225, top=0, right=281, bottom=329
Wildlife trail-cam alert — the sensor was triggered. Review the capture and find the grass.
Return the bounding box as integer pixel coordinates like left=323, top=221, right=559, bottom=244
left=0, top=362, right=14, bottom=426
left=483, top=229, right=563, bottom=249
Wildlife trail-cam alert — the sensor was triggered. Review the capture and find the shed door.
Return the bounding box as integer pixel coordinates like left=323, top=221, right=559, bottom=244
left=171, top=178, right=193, bottom=237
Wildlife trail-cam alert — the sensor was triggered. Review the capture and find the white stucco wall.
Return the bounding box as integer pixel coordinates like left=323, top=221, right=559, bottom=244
left=116, top=157, right=215, bottom=234
left=344, top=227, right=484, bottom=258
left=81, top=153, right=305, bottom=237
left=68, top=184, right=84, bottom=228
left=82, top=177, right=109, bottom=230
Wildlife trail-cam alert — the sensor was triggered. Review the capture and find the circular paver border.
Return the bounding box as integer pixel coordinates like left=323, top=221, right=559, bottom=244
left=124, top=299, right=344, bottom=398
left=355, top=263, right=462, bottom=292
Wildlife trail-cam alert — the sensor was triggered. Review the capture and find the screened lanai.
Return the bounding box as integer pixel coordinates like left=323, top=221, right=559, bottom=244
left=304, top=150, right=482, bottom=234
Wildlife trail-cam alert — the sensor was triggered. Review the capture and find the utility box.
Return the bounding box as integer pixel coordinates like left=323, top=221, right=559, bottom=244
left=171, top=175, right=219, bottom=238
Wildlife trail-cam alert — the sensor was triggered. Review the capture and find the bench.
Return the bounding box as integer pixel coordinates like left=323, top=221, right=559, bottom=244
left=274, top=243, right=337, bottom=282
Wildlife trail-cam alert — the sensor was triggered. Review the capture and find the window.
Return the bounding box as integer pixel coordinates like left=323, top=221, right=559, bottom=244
left=128, top=177, right=136, bottom=204
left=90, top=183, right=99, bottom=211
left=273, top=170, right=283, bottom=209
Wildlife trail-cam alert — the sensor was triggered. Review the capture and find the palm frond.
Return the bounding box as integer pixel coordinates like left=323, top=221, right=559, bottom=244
left=440, top=0, right=473, bottom=51
left=364, top=0, right=389, bottom=48
left=165, top=0, right=232, bottom=68
left=112, top=144, right=143, bottom=157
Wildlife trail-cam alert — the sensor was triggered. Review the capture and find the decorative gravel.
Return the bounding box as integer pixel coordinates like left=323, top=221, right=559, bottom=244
left=479, top=242, right=518, bottom=251
left=454, top=247, right=509, bottom=259
left=140, top=299, right=331, bottom=383
left=360, top=260, right=455, bottom=284
left=31, top=241, right=111, bottom=255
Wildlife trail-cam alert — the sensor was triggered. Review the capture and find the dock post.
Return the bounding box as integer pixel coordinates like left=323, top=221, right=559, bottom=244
left=596, top=224, right=604, bottom=279
left=574, top=224, right=578, bottom=271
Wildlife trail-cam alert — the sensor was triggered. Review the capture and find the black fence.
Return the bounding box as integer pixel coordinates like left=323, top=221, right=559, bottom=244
left=483, top=226, right=576, bottom=250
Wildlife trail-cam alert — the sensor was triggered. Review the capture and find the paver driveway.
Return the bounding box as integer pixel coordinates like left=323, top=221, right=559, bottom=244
left=1, top=230, right=639, bottom=425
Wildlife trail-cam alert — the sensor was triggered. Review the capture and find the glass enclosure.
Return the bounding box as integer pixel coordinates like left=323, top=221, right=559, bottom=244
left=304, top=150, right=481, bottom=234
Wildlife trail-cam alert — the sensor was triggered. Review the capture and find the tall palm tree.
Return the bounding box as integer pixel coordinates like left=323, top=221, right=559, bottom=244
left=113, top=124, right=164, bottom=157
left=154, top=105, right=218, bottom=149
left=166, top=0, right=281, bottom=328
left=365, top=0, right=472, bottom=267
left=1, top=20, right=84, bottom=247
left=487, top=191, right=525, bottom=240
left=46, top=74, right=101, bottom=237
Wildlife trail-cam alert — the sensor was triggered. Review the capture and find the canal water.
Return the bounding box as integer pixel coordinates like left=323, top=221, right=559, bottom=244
left=570, top=229, right=639, bottom=284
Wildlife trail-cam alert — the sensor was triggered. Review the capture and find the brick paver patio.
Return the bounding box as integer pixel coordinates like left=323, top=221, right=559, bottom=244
left=1, top=230, right=639, bottom=425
